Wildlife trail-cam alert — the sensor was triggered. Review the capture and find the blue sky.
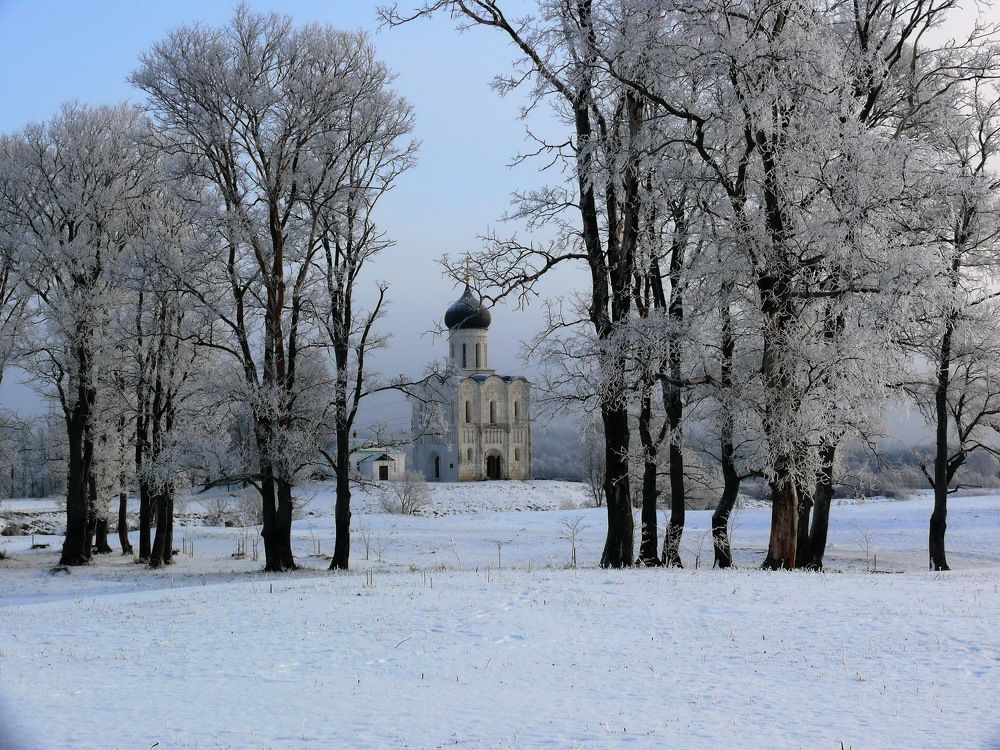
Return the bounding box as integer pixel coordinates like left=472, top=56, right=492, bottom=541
left=0, top=0, right=572, bottom=427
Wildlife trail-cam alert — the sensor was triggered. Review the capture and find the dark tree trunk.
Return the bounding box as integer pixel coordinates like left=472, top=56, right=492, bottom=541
left=636, top=457, right=660, bottom=566
left=756, top=133, right=801, bottom=571
left=600, top=405, right=634, bottom=568
left=259, top=471, right=296, bottom=572
left=930, top=316, right=954, bottom=572
left=273, top=478, right=296, bottom=570
left=635, top=387, right=661, bottom=566
left=929, top=502, right=948, bottom=571
left=331, top=472, right=352, bottom=570
left=662, top=434, right=685, bottom=567
left=94, top=516, right=112, bottom=554
left=712, top=467, right=740, bottom=569
left=661, top=203, right=687, bottom=568
left=762, top=465, right=798, bottom=570
left=117, top=491, right=132, bottom=555
left=330, top=427, right=352, bottom=570
left=149, top=486, right=175, bottom=567
left=60, top=390, right=93, bottom=566
left=663, top=439, right=684, bottom=567
left=135, top=377, right=150, bottom=561
left=803, top=442, right=836, bottom=569
left=759, top=291, right=799, bottom=571
left=163, top=492, right=174, bottom=564
left=712, top=289, right=739, bottom=569
left=259, top=472, right=277, bottom=569
left=138, top=482, right=151, bottom=561
left=579, top=76, right=636, bottom=568
left=329, top=335, right=353, bottom=571
left=148, top=491, right=168, bottom=568
left=794, top=478, right=813, bottom=569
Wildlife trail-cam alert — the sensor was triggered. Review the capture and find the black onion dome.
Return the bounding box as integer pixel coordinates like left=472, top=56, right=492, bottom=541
left=444, top=284, right=492, bottom=330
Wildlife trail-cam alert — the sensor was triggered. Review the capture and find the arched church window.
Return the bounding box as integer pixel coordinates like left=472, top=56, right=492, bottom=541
left=476, top=343, right=481, bottom=368
left=462, top=343, right=467, bottom=369
left=514, top=401, right=520, bottom=421
left=489, top=400, right=496, bottom=424
left=467, top=447, right=472, bottom=461
left=465, top=400, right=472, bottom=423
left=515, top=447, right=521, bottom=461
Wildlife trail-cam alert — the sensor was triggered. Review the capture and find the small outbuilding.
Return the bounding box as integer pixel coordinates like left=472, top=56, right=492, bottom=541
left=350, top=448, right=406, bottom=481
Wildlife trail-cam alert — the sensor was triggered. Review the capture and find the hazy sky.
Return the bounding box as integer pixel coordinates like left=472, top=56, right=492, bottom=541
left=0, top=0, right=991, bottom=442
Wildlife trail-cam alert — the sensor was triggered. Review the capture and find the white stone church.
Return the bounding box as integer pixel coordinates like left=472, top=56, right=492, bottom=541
left=409, top=284, right=532, bottom=481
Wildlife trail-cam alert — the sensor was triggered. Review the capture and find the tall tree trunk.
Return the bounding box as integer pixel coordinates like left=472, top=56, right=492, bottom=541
left=636, top=387, right=661, bottom=566
left=60, top=387, right=93, bottom=566
left=94, top=517, right=112, bottom=554
left=712, top=462, right=740, bottom=569
left=759, top=297, right=799, bottom=570
left=259, top=470, right=296, bottom=572
left=756, top=136, right=800, bottom=571
left=712, top=290, right=739, bottom=568
left=930, top=317, right=954, bottom=571
left=330, top=423, right=352, bottom=570
left=256, top=413, right=296, bottom=571
left=794, top=477, right=813, bottom=568
left=600, top=405, right=634, bottom=568
left=117, top=491, right=132, bottom=555
left=329, top=343, right=353, bottom=570
left=662, top=204, right=687, bottom=567
left=164, top=491, right=175, bottom=564
left=802, top=441, right=837, bottom=569
left=259, top=471, right=278, bottom=570
left=762, top=462, right=798, bottom=570
left=273, top=478, right=296, bottom=570
left=331, top=471, right=352, bottom=571
left=138, top=482, right=151, bottom=561
left=663, top=439, right=684, bottom=567
left=662, top=412, right=684, bottom=567
left=148, top=490, right=168, bottom=568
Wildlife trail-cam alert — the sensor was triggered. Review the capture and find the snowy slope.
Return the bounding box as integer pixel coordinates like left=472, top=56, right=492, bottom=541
left=1, top=492, right=999, bottom=749
left=0, top=566, right=997, bottom=749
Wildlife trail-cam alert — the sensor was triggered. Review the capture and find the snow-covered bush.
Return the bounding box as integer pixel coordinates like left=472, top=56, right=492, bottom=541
left=235, top=488, right=263, bottom=527
left=201, top=494, right=235, bottom=526
left=378, top=472, right=430, bottom=515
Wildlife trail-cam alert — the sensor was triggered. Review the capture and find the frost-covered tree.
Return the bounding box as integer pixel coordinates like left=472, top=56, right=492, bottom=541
left=385, top=0, right=657, bottom=567
left=597, top=0, right=1000, bottom=569
left=115, top=185, right=211, bottom=567
left=304, top=42, right=417, bottom=570
left=132, top=7, right=412, bottom=571
left=899, top=82, right=1000, bottom=571
left=0, top=103, right=154, bottom=565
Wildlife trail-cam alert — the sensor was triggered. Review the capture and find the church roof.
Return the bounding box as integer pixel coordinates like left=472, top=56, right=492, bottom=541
left=465, top=374, right=529, bottom=384
left=444, top=284, right=492, bottom=330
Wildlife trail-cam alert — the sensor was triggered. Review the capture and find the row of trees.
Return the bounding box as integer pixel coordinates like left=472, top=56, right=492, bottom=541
left=385, top=0, right=1000, bottom=570
left=0, top=7, right=417, bottom=570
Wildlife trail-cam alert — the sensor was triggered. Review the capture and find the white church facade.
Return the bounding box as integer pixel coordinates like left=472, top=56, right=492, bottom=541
left=410, top=284, right=532, bottom=481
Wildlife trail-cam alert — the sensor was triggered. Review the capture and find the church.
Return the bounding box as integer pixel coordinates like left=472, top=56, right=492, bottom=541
left=409, top=283, right=532, bottom=481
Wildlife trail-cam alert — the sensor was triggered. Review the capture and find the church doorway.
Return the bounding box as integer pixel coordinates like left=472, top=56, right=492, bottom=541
left=485, top=454, right=502, bottom=480
left=432, top=455, right=441, bottom=480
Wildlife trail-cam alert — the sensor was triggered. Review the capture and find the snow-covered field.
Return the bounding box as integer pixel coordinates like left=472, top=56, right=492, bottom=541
left=1, top=482, right=999, bottom=749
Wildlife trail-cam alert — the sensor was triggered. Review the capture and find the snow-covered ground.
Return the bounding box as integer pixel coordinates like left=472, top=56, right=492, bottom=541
left=1, top=483, right=999, bottom=749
